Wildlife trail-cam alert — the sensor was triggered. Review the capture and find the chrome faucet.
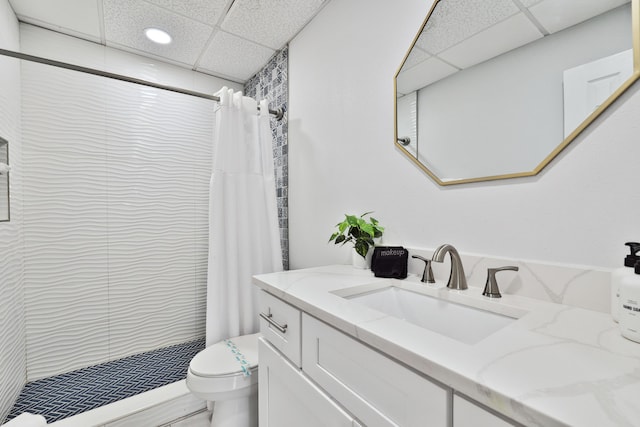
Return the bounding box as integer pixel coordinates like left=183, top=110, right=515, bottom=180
left=431, top=244, right=468, bottom=290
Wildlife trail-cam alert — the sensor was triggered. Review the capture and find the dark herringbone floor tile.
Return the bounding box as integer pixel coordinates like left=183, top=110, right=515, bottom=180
left=6, top=338, right=205, bottom=423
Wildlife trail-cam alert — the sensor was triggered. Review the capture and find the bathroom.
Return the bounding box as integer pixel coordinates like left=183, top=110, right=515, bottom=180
left=1, top=0, right=640, bottom=426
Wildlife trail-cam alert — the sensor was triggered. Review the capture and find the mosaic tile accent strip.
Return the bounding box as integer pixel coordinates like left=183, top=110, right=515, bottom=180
left=5, top=338, right=205, bottom=424
left=245, top=46, right=289, bottom=270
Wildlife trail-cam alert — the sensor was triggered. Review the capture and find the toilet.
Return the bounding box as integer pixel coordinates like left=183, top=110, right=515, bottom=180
left=186, top=333, right=260, bottom=427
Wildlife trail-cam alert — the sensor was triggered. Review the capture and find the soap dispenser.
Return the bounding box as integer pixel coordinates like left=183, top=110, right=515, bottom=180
left=611, top=242, right=640, bottom=322
left=619, top=261, right=640, bottom=343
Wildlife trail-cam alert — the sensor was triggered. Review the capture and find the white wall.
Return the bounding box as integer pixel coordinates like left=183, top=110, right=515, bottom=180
left=0, top=0, right=25, bottom=421
left=288, top=0, right=640, bottom=272
left=18, top=26, right=241, bottom=380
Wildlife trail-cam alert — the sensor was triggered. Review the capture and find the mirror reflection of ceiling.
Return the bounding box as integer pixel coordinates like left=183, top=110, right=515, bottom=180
left=397, top=0, right=630, bottom=95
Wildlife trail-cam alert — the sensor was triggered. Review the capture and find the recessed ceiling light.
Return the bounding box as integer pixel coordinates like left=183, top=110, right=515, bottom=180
left=144, top=28, right=172, bottom=44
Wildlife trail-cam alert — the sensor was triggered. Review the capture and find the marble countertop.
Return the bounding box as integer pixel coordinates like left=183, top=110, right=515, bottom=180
left=253, top=265, right=640, bottom=427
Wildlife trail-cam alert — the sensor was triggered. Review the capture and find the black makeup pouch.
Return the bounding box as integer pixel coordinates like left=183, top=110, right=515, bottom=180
left=371, top=246, right=408, bottom=279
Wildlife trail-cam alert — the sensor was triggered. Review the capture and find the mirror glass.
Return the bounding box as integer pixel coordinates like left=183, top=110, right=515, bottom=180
left=395, top=0, right=639, bottom=185
left=0, top=137, right=9, bottom=221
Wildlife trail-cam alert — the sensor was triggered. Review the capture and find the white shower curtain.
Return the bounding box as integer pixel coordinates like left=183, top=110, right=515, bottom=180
left=206, top=87, right=283, bottom=346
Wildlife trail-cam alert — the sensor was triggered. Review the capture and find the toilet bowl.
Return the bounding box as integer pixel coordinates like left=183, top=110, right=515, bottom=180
left=186, top=333, right=260, bottom=427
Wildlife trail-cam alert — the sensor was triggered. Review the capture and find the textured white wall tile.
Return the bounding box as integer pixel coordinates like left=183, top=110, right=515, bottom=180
left=0, top=0, right=25, bottom=415
left=20, top=53, right=215, bottom=376
left=104, top=81, right=207, bottom=358
left=21, top=62, right=111, bottom=380
left=194, top=167, right=211, bottom=338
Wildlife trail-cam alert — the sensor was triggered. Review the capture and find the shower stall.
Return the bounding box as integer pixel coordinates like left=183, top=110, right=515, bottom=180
left=0, top=24, right=288, bottom=424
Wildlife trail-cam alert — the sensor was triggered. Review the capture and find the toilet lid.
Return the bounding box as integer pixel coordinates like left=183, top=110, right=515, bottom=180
left=190, top=333, right=260, bottom=378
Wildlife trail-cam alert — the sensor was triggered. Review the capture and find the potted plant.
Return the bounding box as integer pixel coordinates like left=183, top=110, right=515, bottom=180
left=329, top=212, right=384, bottom=268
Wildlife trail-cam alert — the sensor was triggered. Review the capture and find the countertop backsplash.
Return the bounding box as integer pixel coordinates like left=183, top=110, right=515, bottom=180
left=406, top=247, right=611, bottom=314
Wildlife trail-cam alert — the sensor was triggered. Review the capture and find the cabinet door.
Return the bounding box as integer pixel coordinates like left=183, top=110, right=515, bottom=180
left=302, top=314, right=450, bottom=427
left=453, top=395, right=516, bottom=427
left=259, top=338, right=356, bottom=427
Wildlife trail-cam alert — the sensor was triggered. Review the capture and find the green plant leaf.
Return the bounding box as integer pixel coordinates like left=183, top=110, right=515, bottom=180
left=360, top=223, right=375, bottom=237
left=329, top=232, right=339, bottom=242
left=335, top=234, right=346, bottom=245
left=346, top=214, right=359, bottom=226
left=355, top=240, right=369, bottom=258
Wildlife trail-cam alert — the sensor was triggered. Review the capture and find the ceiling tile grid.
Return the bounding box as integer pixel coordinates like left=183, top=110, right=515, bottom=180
left=144, top=0, right=231, bottom=25
left=8, top=0, right=329, bottom=83
left=401, top=47, right=431, bottom=72
left=437, top=13, right=543, bottom=69
left=418, top=0, right=519, bottom=54
left=102, top=0, right=214, bottom=66
left=197, top=30, right=276, bottom=82
left=221, top=0, right=326, bottom=50
left=528, top=0, right=630, bottom=34
left=519, top=0, right=543, bottom=6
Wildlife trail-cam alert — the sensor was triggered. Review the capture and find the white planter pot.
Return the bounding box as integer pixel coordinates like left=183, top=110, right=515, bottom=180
left=352, top=249, right=372, bottom=269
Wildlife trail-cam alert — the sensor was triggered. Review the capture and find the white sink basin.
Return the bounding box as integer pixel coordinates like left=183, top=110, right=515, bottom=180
left=345, top=286, right=516, bottom=344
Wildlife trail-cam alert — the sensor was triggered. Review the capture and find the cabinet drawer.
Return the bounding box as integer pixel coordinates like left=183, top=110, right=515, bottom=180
left=302, top=314, right=451, bottom=427
left=259, top=290, right=301, bottom=367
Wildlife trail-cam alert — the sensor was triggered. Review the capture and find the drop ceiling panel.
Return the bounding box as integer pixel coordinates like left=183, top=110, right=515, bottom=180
left=221, top=0, right=325, bottom=49
left=401, top=48, right=431, bottom=72
left=396, top=57, right=458, bottom=95
left=439, top=13, right=544, bottom=69
left=145, top=0, right=232, bottom=25
left=529, top=0, right=630, bottom=34
left=103, top=0, right=215, bottom=66
left=197, top=30, right=275, bottom=82
left=9, top=0, right=331, bottom=83
left=417, top=0, right=519, bottom=54
left=9, top=0, right=102, bottom=39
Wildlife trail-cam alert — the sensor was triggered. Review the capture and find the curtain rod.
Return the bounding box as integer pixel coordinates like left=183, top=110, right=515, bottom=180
left=0, top=48, right=285, bottom=121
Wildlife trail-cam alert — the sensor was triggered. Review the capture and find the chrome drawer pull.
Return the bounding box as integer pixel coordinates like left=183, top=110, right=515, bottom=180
left=260, top=311, right=288, bottom=333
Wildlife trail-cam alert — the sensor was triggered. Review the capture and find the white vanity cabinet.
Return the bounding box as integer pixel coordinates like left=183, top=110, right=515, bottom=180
left=259, top=338, right=358, bottom=426
left=258, top=290, right=518, bottom=427
left=453, top=395, right=517, bottom=427
left=302, top=313, right=450, bottom=427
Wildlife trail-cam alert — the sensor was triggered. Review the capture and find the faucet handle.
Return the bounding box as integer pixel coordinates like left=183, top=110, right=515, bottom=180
left=483, top=266, right=519, bottom=298
left=412, top=255, right=435, bottom=283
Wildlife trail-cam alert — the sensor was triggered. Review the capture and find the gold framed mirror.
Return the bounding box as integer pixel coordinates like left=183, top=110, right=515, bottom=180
left=395, top=0, right=640, bottom=185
